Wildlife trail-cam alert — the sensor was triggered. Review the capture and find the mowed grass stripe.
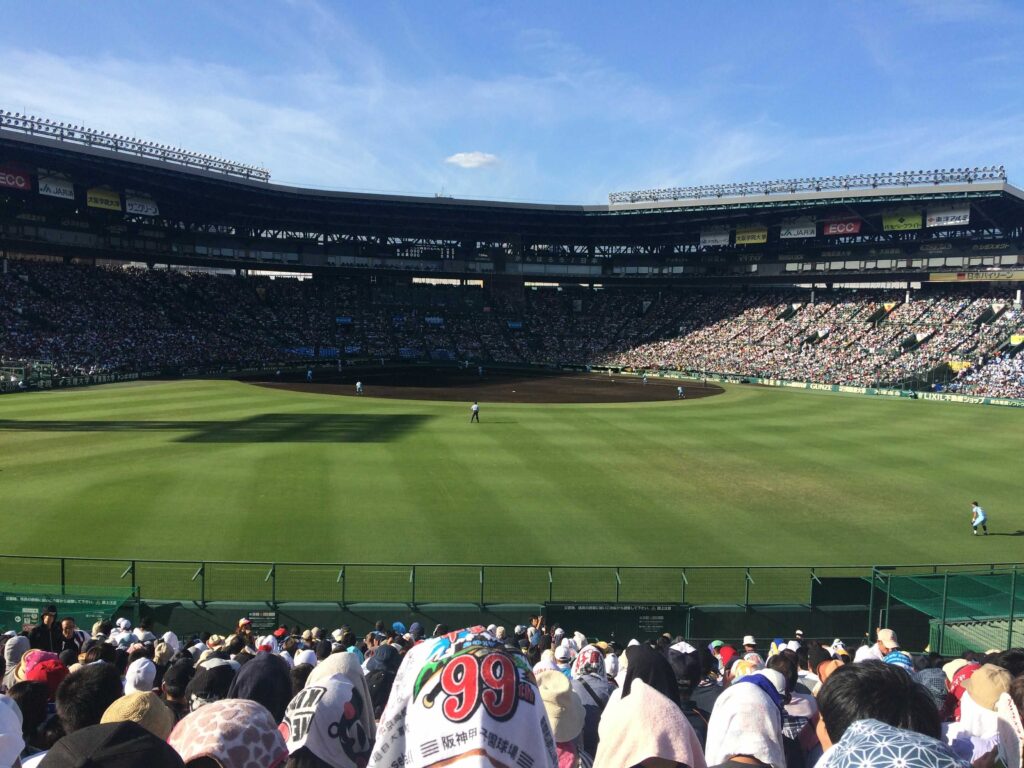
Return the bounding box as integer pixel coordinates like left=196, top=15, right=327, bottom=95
left=0, top=380, right=1022, bottom=567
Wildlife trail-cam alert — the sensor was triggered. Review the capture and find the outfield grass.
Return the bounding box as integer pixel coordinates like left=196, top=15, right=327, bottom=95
left=1, top=378, right=1022, bottom=567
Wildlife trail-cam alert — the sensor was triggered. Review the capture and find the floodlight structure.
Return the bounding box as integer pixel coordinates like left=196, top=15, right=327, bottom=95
left=0, top=111, right=271, bottom=182
left=608, top=167, right=1007, bottom=205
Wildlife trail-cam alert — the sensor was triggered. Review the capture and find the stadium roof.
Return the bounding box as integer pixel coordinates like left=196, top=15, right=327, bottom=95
left=2, top=119, right=1024, bottom=284
left=4, top=115, right=1024, bottom=220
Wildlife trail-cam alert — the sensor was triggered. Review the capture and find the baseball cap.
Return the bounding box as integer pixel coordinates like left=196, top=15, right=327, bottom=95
left=742, top=635, right=756, bottom=647
left=19, top=650, right=69, bottom=699
left=44, top=604, right=58, bottom=615
left=876, top=628, right=899, bottom=649
left=554, top=646, right=571, bottom=663
left=124, top=658, right=157, bottom=694
left=710, top=640, right=724, bottom=649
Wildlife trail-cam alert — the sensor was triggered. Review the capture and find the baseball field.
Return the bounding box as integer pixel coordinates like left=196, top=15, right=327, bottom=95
left=1, top=372, right=1022, bottom=568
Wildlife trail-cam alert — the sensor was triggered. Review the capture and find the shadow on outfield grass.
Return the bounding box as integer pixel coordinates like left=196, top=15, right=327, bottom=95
left=0, top=413, right=432, bottom=443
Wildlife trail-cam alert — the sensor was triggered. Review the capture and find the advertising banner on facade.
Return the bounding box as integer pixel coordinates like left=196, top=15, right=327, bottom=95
left=38, top=172, right=74, bottom=199
left=87, top=187, right=121, bottom=211
left=780, top=218, right=816, bottom=239
left=931, top=270, right=1024, bottom=282
left=699, top=226, right=730, bottom=247
left=822, top=219, right=861, bottom=236
left=926, top=206, right=970, bottom=227
left=883, top=211, right=923, bottom=231
left=735, top=226, right=768, bottom=245
left=125, top=192, right=159, bottom=216
left=0, top=165, right=31, bottom=191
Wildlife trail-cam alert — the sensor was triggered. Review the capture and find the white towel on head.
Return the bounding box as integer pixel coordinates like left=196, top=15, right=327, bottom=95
left=705, top=677, right=786, bottom=768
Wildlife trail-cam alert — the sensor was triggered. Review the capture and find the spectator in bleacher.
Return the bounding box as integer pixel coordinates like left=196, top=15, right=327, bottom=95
left=184, top=660, right=236, bottom=713
left=55, top=663, right=124, bottom=737
left=369, top=631, right=555, bottom=768
left=8, top=680, right=49, bottom=757
left=28, top=606, right=61, bottom=653
left=816, top=661, right=941, bottom=751
left=169, top=698, right=287, bottom=768
left=817, top=719, right=969, bottom=768
left=36, top=721, right=186, bottom=768
left=944, top=664, right=1011, bottom=763
left=594, top=668, right=706, bottom=768
left=100, top=691, right=176, bottom=740
left=570, top=644, right=612, bottom=754
left=225, top=651, right=292, bottom=724
left=0, top=693, right=26, bottom=765
left=364, top=643, right=400, bottom=720
left=282, top=670, right=374, bottom=768
left=704, top=669, right=788, bottom=768
left=2, top=636, right=29, bottom=693
left=536, top=669, right=591, bottom=768
left=668, top=649, right=712, bottom=748
left=159, top=660, right=193, bottom=721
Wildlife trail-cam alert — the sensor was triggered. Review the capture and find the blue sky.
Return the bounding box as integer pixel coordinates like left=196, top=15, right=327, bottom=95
left=2, top=1, right=1022, bottom=202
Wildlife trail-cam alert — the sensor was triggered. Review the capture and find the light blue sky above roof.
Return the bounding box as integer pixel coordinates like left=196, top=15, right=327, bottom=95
left=2, top=0, right=1021, bottom=202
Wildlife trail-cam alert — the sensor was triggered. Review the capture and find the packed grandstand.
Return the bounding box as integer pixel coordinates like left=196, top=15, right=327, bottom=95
left=1, top=259, right=1022, bottom=395
left=2, top=614, right=1024, bottom=768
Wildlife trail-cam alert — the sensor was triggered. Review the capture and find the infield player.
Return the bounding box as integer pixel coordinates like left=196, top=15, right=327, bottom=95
left=470, top=401, right=480, bottom=423
left=971, top=501, right=988, bottom=536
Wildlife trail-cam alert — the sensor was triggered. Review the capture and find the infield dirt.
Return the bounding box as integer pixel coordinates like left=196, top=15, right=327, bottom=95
left=248, top=367, right=725, bottom=404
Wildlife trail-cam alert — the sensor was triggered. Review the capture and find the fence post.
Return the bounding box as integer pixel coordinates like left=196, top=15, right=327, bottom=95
left=744, top=568, right=753, bottom=608
left=1009, top=566, right=1018, bottom=649
left=938, top=573, right=949, bottom=654
left=410, top=566, right=416, bottom=606
left=681, top=570, right=688, bottom=604
left=548, top=568, right=553, bottom=604
left=479, top=566, right=485, bottom=607
left=339, top=566, right=346, bottom=607
left=883, top=572, right=892, bottom=628
left=867, top=567, right=877, bottom=640
left=615, top=568, right=621, bottom=603
left=60, top=558, right=66, bottom=597
left=191, top=563, right=206, bottom=607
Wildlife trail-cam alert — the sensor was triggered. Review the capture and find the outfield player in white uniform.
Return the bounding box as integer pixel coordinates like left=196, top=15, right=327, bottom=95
left=470, top=401, right=480, bottom=423
left=355, top=381, right=363, bottom=395
left=971, top=501, right=988, bottom=535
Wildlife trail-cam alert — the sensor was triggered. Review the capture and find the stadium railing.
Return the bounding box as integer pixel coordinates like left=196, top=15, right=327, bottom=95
left=1, top=555, right=1019, bottom=609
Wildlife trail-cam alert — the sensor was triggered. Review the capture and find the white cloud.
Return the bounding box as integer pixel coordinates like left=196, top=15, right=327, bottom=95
left=444, top=151, right=499, bottom=169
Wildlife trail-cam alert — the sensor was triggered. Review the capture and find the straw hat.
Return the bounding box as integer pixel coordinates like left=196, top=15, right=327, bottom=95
left=535, top=670, right=585, bottom=743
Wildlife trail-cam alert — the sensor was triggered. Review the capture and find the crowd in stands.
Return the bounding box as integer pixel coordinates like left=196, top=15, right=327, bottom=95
left=2, top=605, right=1023, bottom=768
left=1, top=258, right=1022, bottom=395
left=948, top=352, right=1024, bottom=398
